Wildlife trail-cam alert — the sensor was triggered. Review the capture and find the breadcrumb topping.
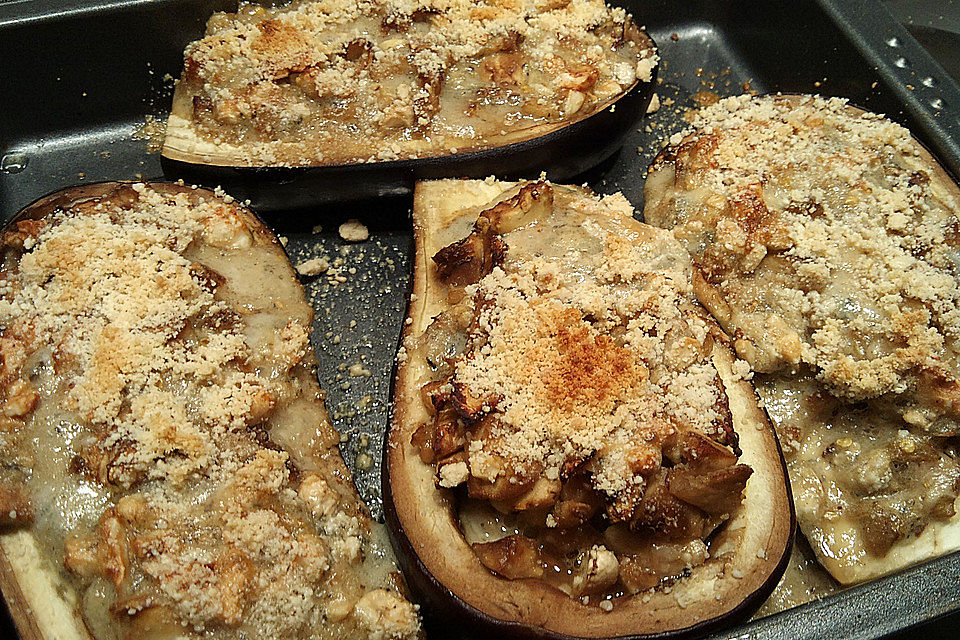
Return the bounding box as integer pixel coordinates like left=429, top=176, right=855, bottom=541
left=654, top=94, right=960, bottom=406
left=456, top=259, right=724, bottom=499
left=432, top=185, right=737, bottom=511
left=646, top=94, right=960, bottom=582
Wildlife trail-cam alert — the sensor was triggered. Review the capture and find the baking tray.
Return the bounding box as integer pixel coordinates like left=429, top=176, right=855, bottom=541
left=2, top=0, right=960, bottom=638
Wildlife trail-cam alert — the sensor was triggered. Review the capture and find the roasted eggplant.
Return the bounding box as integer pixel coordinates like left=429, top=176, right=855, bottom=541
left=0, top=182, right=420, bottom=640
left=385, top=178, right=794, bottom=638
left=643, top=93, right=960, bottom=586
left=160, top=0, right=658, bottom=210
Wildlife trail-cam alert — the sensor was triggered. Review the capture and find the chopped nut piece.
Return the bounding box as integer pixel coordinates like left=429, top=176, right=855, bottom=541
left=571, top=545, right=619, bottom=596
left=437, top=460, right=469, bottom=488
left=354, top=590, right=421, bottom=640
left=298, top=473, right=339, bottom=519
left=3, top=379, right=38, bottom=418
left=64, top=535, right=100, bottom=579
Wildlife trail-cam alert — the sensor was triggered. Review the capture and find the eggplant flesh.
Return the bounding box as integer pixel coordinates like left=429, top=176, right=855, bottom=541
left=385, top=178, right=795, bottom=639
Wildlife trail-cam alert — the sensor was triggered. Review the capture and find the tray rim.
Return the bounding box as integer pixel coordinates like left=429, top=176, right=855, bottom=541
left=815, top=0, right=960, bottom=180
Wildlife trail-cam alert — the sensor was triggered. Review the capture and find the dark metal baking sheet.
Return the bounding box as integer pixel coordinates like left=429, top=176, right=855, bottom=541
left=2, top=0, right=960, bottom=638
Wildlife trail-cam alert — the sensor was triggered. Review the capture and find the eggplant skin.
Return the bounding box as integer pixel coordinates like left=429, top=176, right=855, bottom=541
left=384, top=179, right=796, bottom=640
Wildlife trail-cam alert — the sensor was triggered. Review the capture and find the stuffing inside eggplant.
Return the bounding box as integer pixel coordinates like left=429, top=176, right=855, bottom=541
left=0, top=182, right=421, bottom=640
left=386, top=178, right=794, bottom=638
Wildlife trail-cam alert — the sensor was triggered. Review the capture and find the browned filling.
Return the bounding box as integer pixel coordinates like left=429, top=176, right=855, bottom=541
left=760, top=371, right=960, bottom=558
left=409, top=183, right=752, bottom=603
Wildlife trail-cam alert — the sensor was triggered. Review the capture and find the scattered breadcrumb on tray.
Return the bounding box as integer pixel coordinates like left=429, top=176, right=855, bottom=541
left=646, top=93, right=661, bottom=114
left=295, top=257, right=330, bottom=276
left=339, top=219, right=369, bottom=242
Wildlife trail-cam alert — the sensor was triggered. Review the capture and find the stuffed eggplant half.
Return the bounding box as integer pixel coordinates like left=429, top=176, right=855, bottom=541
left=644, top=94, right=960, bottom=586
left=0, top=183, right=420, bottom=640
left=161, top=0, right=657, bottom=208
left=386, top=178, right=794, bottom=638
